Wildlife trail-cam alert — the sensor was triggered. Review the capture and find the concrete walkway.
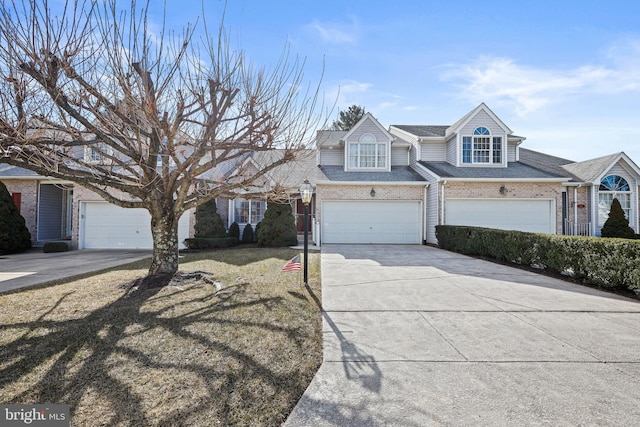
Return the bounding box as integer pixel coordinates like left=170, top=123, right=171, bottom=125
left=285, top=245, right=640, bottom=426
left=0, top=249, right=151, bottom=293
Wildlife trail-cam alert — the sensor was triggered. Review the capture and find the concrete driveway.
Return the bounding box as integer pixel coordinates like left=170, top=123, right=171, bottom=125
left=285, top=244, right=640, bottom=426
left=0, top=249, right=151, bottom=293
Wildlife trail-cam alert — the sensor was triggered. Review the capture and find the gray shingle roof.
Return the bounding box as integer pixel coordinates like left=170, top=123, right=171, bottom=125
left=391, top=125, right=449, bottom=137
left=315, top=130, right=347, bottom=148
left=518, top=148, right=579, bottom=180
left=0, top=164, right=41, bottom=177
left=319, top=165, right=426, bottom=182
left=418, top=161, right=570, bottom=179
left=561, top=152, right=622, bottom=183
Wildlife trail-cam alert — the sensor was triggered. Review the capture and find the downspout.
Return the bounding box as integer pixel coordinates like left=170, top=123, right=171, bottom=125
left=574, top=184, right=582, bottom=234
left=440, top=180, right=447, bottom=225
left=423, top=184, right=428, bottom=244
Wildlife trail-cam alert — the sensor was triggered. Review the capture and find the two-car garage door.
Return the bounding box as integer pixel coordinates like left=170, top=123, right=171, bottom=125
left=446, top=199, right=555, bottom=234
left=322, top=201, right=422, bottom=244
left=80, top=202, right=190, bottom=249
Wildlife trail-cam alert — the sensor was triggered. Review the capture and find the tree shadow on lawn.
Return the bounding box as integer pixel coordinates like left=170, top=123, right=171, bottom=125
left=0, top=269, right=320, bottom=426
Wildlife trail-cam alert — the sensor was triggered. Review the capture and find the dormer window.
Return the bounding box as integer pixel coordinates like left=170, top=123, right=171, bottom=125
left=462, top=127, right=502, bottom=164
left=348, top=133, right=387, bottom=169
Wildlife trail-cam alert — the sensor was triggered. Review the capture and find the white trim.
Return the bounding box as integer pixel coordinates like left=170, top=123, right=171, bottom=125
left=315, top=180, right=429, bottom=187
left=434, top=177, right=570, bottom=183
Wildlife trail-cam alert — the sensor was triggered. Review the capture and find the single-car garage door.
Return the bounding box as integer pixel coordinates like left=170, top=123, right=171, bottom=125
left=322, top=200, right=421, bottom=244
left=446, top=199, right=555, bottom=233
left=80, top=202, right=190, bottom=249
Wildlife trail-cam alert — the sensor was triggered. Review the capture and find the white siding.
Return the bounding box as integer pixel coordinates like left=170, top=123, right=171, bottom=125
left=391, top=147, right=409, bottom=166
left=459, top=110, right=505, bottom=135
left=347, top=116, right=390, bottom=142
left=421, top=142, right=447, bottom=161
left=319, top=148, right=344, bottom=166
left=413, top=164, right=439, bottom=244
left=508, top=142, right=518, bottom=162
left=446, top=137, right=457, bottom=164
left=601, top=163, right=638, bottom=233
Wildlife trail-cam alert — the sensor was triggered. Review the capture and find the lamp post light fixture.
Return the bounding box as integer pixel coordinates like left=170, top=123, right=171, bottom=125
left=299, top=179, right=314, bottom=285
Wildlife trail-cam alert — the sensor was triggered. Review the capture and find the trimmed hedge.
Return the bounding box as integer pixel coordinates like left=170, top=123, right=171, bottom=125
left=183, top=237, right=238, bottom=250
left=435, top=225, right=640, bottom=290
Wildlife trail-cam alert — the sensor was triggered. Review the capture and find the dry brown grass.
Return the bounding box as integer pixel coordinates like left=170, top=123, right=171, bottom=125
left=0, top=248, right=322, bottom=426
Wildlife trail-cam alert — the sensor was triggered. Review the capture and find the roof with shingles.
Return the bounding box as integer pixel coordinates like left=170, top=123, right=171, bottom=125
left=0, top=164, right=42, bottom=177
left=517, top=148, right=579, bottom=180
left=319, top=165, right=426, bottom=182
left=418, top=160, right=570, bottom=180
left=391, top=125, right=449, bottom=137
left=560, top=152, right=624, bottom=183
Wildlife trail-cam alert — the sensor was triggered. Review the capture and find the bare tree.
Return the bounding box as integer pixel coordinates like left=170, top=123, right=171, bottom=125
left=0, top=0, right=323, bottom=278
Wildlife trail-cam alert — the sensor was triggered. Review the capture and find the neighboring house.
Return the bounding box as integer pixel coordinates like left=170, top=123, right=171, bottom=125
left=3, top=102, right=639, bottom=249
left=312, top=104, right=640, bottom=245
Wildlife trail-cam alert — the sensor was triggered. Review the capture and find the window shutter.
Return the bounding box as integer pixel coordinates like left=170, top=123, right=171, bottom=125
left=12, top=192, right=21, bottom=213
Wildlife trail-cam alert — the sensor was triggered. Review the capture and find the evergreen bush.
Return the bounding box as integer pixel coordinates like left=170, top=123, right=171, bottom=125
left=257, top=202, right=298, bottom=247
left=0, top=181, right=32, bottom=254
left=601, top=198, right=636, bottom=239
left=194, top=199, right=226, bottom=238
left=228, top=222, right=240, bottom=241
left=241, top=223, right=254, bottom=244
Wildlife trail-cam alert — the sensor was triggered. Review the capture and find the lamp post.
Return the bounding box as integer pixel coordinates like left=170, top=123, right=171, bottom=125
left=299, top=179, right=314, bottom=285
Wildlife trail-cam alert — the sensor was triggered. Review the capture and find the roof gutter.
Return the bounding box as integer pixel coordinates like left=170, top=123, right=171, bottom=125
left=315, top=180, right=429, bottom=187
left=436, top=177, right=572, bottom=183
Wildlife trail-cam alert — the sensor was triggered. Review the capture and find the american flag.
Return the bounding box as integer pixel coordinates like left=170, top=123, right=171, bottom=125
left=281, top=255, right=301, bottom=272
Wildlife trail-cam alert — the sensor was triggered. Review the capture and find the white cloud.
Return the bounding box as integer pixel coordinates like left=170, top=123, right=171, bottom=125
left=306, top=19, right=360, bottom=45
left=441, top=39, right=640, bottom=116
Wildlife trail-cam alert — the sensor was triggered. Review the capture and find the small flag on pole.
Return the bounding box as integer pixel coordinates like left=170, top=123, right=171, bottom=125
left=282, top=255, right=301, bottom=272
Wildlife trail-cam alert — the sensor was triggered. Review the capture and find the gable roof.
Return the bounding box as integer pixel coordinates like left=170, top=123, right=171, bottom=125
left=447, top=102, right=513, bottom=136
left=344, top=112, right=394, bottom=141
left=561, top=152, right=640, bottom=183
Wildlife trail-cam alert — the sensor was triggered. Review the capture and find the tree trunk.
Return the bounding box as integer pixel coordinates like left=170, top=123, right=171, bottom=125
left=149, top=210, right=180, bottom=276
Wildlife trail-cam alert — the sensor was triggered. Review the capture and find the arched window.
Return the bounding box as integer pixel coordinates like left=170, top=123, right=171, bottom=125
left=462, top=127, right=502, bottom=164
left=598, top=175, right=631, bottom=226
left=348, top=133, right=386, bottom=169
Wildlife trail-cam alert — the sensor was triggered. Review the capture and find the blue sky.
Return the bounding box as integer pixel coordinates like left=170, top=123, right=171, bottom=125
left=167, top=0, right=640, bottom=162
left=52, top=0, right=640, bottom=162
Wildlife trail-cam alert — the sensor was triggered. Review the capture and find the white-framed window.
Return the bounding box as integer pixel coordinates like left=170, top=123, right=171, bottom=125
left=233, top=198, right=266, bottom=224
left=348, top=133, right=387, bottom=169
left=84, top=143, right=113, bottom=164
left=598, top=174, right=631, bottom=226
left=462, top=127, right=502, bottom=164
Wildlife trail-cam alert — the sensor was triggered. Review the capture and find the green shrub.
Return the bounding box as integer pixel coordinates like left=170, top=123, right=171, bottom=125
left=601, top=198, right=636, bottom=239
left=183, top=237, right=237, bottom=250
left=0, top=181, right=32, bottom=254
left=241, top=223, right=254, bottom=244
left=436, top=225, right=640, bottom=291
left=228, top=222, right=240, bottom=241
left=254, top=221, right=261, bottom=243
left=194, top=199, right=227, bottom=238
left=43, top=241, right=70, bottom=253
left=257, top=202, right=298, bottom=247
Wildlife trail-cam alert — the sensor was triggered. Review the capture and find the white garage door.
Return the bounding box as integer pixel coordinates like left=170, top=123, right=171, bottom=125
left=446, top=199, right=555, bottom=233
left=322, top=201, right=421, bottom=244
left=80, top=202, right=190, bottom=249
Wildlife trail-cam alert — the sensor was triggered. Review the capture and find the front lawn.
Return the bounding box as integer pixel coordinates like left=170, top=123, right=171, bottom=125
left=0, top=248, right=322, bottom=426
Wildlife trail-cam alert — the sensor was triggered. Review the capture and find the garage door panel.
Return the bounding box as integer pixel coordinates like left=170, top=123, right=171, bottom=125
left=81, top=202, right=190, bottom=249
left=446, top=199, right=554, bottom=234
left=323, top=201, right=421, bottom=244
